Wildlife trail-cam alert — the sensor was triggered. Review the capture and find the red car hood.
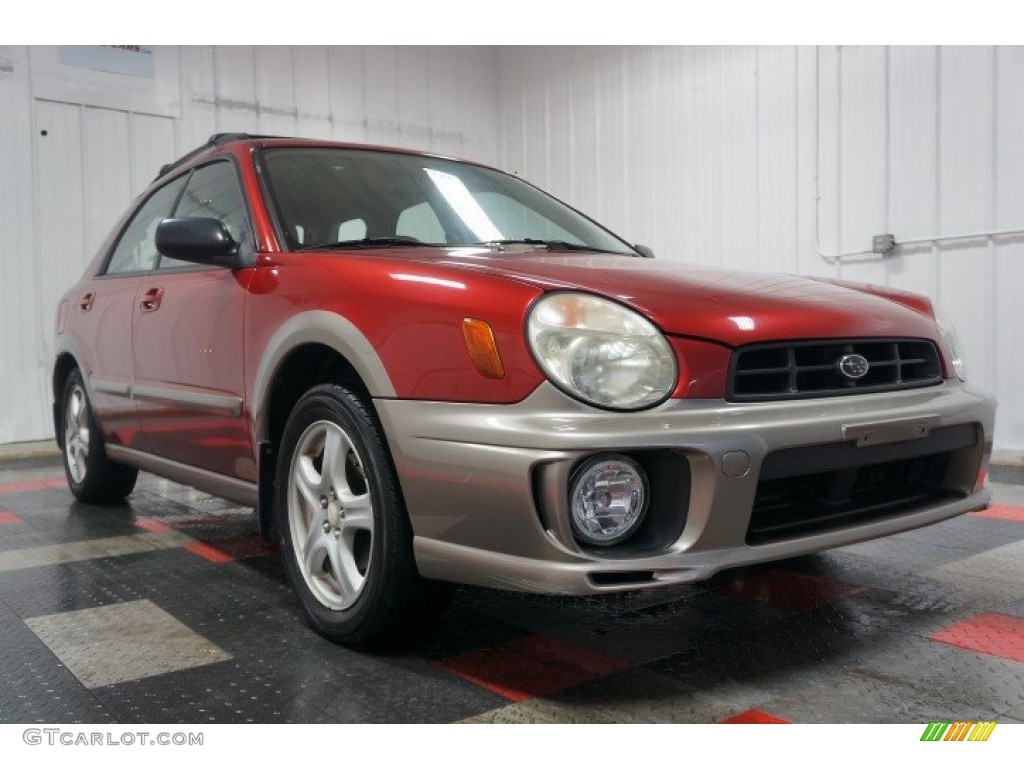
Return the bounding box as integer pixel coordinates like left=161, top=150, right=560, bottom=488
left=421, top=251, right=941, bottom=347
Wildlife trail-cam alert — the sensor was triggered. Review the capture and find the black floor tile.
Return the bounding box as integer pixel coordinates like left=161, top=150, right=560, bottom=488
left=0, top=595, right=115, bottom=723
left=0, top=456, right=1021, bottom=723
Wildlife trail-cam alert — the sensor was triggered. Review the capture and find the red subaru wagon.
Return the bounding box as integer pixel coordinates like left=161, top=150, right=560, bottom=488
left=53, top=134, right=996, bottom=646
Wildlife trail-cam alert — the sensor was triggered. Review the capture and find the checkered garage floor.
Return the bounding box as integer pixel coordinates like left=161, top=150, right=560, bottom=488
left=1, top=455, right=1023, bottom=724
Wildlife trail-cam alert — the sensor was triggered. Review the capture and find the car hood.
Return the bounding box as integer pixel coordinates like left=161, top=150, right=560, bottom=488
left=408, top=250, right=941, bottom=347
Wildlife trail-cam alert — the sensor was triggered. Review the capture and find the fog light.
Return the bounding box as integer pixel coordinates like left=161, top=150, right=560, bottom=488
left=570, top=454, right=648, bottom=546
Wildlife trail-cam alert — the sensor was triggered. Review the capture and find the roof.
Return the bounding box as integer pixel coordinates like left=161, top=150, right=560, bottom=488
left=154, top=133, right=492, bottom=181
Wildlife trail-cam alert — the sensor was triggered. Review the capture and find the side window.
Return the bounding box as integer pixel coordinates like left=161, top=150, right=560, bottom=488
left=104, top=176, right=186, bottom=275
left=158, top=161, right=248, bottom=270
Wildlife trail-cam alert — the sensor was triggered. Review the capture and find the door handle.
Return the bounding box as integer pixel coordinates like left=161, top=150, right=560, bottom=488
left=139, top=287, right=164, bottom=312
left=80, top=292, right=95, bottom=311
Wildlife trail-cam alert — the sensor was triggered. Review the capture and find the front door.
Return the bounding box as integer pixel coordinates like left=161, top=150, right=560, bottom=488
left=131, top=160, right=255, bottom=481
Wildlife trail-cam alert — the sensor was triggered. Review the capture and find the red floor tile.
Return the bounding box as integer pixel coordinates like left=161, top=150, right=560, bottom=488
left=716, top=569, right=866, bottom=611
left=435, top=634, right=629, bottom=702
left=721, top=708, right=790, bottom=724
left=969, top=504, right=1024, bottom=523
left=132, top=517, right=173, bottom=533
left=0, top=477, right=67, bottom=495
left=184, top=541, right=235, bottom=564
left=929, top=612, right=1024, bottom=664
left=0, top=509, right=23, bottom=525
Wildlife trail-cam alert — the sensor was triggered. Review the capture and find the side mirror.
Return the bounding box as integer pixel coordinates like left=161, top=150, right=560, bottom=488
left=634, top=244, right=655, bottom=259
left=156, top=218, right=246, bottom=269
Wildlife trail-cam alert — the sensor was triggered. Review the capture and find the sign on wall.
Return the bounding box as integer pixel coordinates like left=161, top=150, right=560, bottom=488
left=58, top=46, right=155, bottom=79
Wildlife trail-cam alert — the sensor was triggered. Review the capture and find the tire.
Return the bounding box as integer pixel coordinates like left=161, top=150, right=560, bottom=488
left=275, top=384, right=453, bottom=648
left=61, top=369, right=138, bottom=502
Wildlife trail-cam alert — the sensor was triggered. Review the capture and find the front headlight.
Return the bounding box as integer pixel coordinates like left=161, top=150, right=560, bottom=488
left=933, top=304, right=966, bottom=381
left=526, top=292, right=677, bottom=409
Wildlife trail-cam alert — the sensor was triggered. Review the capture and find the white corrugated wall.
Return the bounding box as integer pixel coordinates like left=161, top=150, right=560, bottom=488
left=500, top=46, right=1024, bottom=460
left=2, top=45, right=1022, bottom=460
left=0, top=45, right=500, bottom=447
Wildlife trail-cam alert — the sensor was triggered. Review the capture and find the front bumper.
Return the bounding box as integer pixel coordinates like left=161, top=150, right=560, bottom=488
left=374, top=380, right=995, bottom=595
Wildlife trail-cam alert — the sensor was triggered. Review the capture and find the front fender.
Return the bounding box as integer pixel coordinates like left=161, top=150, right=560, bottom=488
left=249, top=309, right=397, bottom=445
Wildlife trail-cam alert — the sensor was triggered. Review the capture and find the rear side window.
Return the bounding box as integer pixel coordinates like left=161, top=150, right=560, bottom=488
left=158, top=161, right=248, bottom=270
left=104, top=176, right=186, bottom=275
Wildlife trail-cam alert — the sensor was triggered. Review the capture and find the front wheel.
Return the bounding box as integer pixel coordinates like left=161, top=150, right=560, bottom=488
left=275, top=384, right=452, bottom=647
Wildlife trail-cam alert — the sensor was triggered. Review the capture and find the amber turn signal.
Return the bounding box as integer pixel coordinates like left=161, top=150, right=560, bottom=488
left=462, top=318, right=505, bottom=379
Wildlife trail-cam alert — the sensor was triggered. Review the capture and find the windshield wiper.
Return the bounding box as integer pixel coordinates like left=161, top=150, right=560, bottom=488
left=480, top=239, right=629, bottom=255
left=299, top=237, right=443, bottom=251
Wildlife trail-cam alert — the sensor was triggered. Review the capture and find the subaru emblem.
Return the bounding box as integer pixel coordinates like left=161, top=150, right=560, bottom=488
left=838, top=353, right=870, bottom=380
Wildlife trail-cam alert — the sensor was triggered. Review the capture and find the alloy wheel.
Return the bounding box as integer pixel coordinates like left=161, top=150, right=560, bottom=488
left=287, top=419, right=375, bottom=610
left=64, top=383, right=90, bottom=484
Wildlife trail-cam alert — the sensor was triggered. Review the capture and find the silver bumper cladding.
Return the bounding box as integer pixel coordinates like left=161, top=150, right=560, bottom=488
left=375, top=380, right=995, bottom=595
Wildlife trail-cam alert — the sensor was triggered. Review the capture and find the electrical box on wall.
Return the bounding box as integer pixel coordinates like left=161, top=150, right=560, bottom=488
left=872, top=233, right=896, bottom=255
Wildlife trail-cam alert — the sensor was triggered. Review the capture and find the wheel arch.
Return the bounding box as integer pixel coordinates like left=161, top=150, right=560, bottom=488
left=52, top=352, right=80, bottom=450
left=251, top=310, right=396, bottom=447
left=263, top=343, right=374, bottom=457
left=251, top=311, right=397, bottom=536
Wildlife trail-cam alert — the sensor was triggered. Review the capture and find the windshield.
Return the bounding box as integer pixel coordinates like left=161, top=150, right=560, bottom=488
left=260, top=147, right=635, bottom=255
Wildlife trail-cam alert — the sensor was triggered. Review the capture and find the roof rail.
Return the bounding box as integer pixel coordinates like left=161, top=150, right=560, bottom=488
left=154, top=133, right=272, bottom=181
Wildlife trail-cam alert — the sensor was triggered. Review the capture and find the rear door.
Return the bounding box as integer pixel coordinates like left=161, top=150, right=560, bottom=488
left=74, top=175, right=188, bottom=450
left=131, top=160, right=256, bottom=481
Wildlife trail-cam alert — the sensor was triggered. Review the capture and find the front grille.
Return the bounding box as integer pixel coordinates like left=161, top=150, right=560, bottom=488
left=728, top=338, right=943, bottom=402
left=746, top=423, right=977, bottom=545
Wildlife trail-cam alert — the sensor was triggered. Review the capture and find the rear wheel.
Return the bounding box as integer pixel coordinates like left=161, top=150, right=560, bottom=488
left=61, top=370, right=138, bottom=502
left=275, top=384, right=452, bottom=647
